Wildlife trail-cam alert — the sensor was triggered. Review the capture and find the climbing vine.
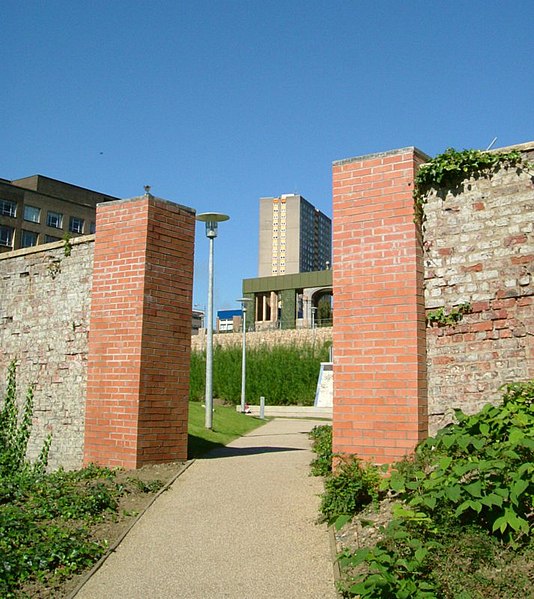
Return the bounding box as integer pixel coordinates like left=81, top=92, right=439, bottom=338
left=414, top=147, right=525, bottom=224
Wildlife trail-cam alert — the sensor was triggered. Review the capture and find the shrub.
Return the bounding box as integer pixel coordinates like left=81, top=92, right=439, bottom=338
left=320, top=456, right=381, bottom=523
left=309, top=424, right=333, bottom=477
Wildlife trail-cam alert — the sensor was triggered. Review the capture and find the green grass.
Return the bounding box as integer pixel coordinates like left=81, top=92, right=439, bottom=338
left=187, top=402, right=268, bottom=458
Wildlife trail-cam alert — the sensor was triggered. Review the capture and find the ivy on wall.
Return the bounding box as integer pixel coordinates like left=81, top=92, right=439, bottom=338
left=414, top=147, right=525, bottom=224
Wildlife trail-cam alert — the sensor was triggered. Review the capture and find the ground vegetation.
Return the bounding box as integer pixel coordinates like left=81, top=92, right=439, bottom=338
left=310, top=381, right=534, bottom=598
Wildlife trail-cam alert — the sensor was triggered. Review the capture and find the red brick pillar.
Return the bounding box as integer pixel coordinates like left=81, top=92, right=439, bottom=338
left=332, top=147, right=428, bottom=463
left=84, top=195, right=195, bottom=469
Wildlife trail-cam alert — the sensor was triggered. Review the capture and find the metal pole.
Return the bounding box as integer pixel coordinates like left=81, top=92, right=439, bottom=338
left=240, top=305, right=247, bottom=413
left=205, top=235, right=214, bottom=429
left=260, top=396, right=265, bottom=419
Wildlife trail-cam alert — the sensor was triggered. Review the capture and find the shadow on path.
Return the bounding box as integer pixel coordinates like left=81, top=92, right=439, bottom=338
left=204, top=445, right=305, bottom=459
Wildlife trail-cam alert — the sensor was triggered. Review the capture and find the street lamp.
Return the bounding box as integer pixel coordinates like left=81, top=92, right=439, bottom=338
left=196, top=212, right=230, bottom=429
left=237, top=297, right=253, bottom=413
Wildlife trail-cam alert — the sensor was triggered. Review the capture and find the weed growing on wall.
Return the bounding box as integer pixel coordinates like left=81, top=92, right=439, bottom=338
left=426, top=302, right=471, bottom=327
left=190, top=341, right=331, bottom=405
left=0, top=360, right=51, bottom=477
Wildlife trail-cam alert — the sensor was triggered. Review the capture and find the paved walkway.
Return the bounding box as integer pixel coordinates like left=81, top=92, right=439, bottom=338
left=74, top=418, right=336, bottom=598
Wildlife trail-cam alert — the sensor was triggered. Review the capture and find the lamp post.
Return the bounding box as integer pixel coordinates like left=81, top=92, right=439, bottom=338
left=196, top=212, right=229, bottom=429
left=237, top=297, right=253, bottom=413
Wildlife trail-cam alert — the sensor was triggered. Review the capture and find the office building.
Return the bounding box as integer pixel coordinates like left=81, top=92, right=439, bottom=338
left=258, top=194, right=331, bottom=277
left=0, top=174, right=119, bottom=253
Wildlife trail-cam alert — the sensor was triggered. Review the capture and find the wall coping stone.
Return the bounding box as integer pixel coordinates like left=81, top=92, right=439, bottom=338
left=333, top=146, right=430, bottom=166
left=0, top=234, right=95, bottom=261
left=100, top=194, right=196, bottom=215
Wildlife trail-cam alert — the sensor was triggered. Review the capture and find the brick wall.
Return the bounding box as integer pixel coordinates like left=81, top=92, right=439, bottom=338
left=332, top=147, right=428, bottom=463
left=84, top=196, right=195, bottom=469
left=0, top=237, right=94, bottom=470
left=424, top=142, right=534, bottom=433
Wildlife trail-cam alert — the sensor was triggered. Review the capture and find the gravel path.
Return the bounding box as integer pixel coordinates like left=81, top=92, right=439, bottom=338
left=74, top=418, right=336, bottom=599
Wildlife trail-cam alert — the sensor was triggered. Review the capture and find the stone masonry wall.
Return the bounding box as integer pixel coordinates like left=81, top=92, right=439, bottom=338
left=424, top=142, right=534, bottom=433
left=0, top=237, right=94, bottom=470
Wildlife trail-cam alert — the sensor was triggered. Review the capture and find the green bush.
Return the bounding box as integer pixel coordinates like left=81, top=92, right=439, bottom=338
left=190, top=341, right=331, bottom=405
left=320, top=457, right=381, bottom=523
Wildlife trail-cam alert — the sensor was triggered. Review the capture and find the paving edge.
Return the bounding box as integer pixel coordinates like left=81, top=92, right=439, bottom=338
left=329, top=524, right=343, bottom=597
left=67, top=459, right=196, bottom=599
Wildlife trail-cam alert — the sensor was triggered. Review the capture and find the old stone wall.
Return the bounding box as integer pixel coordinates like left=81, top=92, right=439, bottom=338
left=424, top=143, right=534, bottom=433
left=191, top=326, right=332, bottom=352
left=0, top=236, right=94, bottom=469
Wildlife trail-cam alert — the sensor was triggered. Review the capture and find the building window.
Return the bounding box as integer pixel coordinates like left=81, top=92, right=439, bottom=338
left=47, top=211, right=63, bottom=229
left=23, top=205, right=41, bottom=223
left=0, top=225, right=14, bottom=247
left=69, top=216, right=84, bottom=234
left=0, top=199, right=17, bottom=218
left=21, top=230, right=38, bottom=248
left=89, top=222, right=96, bottom=234
left=45, top=234, right=61, bottom=243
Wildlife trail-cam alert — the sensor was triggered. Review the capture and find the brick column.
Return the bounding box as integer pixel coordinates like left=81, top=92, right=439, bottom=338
left=332, top=147, right=428, bottom=463
left=84, top=195, right=195, bottom=469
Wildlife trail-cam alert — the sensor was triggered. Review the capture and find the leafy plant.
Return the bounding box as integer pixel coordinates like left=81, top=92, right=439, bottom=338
left=126, top=476, right=164, bottom=494
left=337, top=381, right=534, bottom=597
left=390, top=381, right=533, bottom=543
left=338, top=520, right=439, bottom=599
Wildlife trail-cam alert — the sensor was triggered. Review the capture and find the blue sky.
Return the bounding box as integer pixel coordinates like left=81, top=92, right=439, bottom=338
left=2, top=1, right=533, bottom=313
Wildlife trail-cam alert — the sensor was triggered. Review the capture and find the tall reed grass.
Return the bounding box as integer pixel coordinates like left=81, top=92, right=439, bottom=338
left=190, top=341, right=330, bottom=405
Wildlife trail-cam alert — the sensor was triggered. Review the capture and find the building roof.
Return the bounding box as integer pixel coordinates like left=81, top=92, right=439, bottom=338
left=243, top=269, right=332, bottom=293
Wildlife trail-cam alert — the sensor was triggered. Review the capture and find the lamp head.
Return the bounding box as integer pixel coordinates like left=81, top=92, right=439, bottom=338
left=196, top=212, right=230, bottom=239
left=237, top=297, right=253, bottom=311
